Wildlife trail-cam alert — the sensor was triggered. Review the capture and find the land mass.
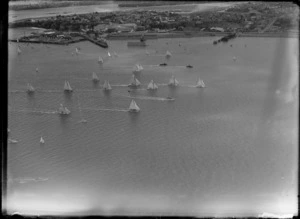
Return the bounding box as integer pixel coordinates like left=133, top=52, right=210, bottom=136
left=9, top=2, right=299, bottom=46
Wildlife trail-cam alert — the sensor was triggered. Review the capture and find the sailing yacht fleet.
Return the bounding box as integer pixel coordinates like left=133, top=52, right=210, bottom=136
left=11, top=47, right=207, bottom=144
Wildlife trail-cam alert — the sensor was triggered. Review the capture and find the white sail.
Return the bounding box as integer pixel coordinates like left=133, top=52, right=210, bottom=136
left=40, top=137, right=45, bottom=144
left=168, top=75, right=179, bottom=86
left=108, top=51, right=111, bottom=57
left=17, top=47, right=22, bottom=54
left=147, top=80, right=154, bottom=90
left=75, top=48, right=79, bottom=54
left=64, top=81, right=72, bottom=91
left=135, top=77, right=141, bottom=86
left=98, top=56, right=103, bottom=63
left=165, top=50, right=172, bottom=58
left=59, top=104, right=70, bottom=115
left=147, top=80, right=158, bottom=90
left=138, top=64, right=143, bottom=71
left=27, top=83, right=35, bottom=92
left=92, top=72, right=99, bottom=82
left=196, top=78, right=205, bottom=88
left=129, top=100, right=140, bottom=112
left=103, top=80, right=112, bottom=90
left=129, top=75, right=141, bottom=87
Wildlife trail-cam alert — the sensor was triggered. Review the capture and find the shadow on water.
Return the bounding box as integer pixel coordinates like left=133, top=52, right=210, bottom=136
left=103, top=89, right=112, bottom=99
left=168, top=86, right=179, bottom=98
left=127, top=110, right=140, bottom=124
left=92, top=81, right=99, bottom=89
left=63, top=92, right=73, bottom=102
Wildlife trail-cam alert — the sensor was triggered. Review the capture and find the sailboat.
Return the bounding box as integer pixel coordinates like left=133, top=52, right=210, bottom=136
left=75, top=47, right=79, bottom=55
left=128, top=99, right=140, bottom=112
left=103, top=80, right=112, bottom=91
left=133, top=64, right=143, bottom=74
left=92, top=72, right=99, bottom=82
left=17, top=46, right=22, bottom=55
left=64, top=81, right=73, bottom=92
left=40, top=137, right=45, bottom=144
left=107, top=51, right=111, bottom=57
left=27, top=83, right=35, bottom=93
left=165, top=50, right=172, bottom=58
left=58, top=104, right=71, bottom=115
left=128, top=75, right=141, bottom=88
left=147, top=80, right=158, bottom=90
left=98, top=56, right=104, bottom=64
left=196, top=77, right=205, bottom=88
left=36, top=67, right=39, bottom=73
left=168, top=75, right=179, bottom=87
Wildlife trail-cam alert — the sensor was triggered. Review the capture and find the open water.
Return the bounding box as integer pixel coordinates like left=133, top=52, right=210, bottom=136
left=7, top=33, right=298, bottom=216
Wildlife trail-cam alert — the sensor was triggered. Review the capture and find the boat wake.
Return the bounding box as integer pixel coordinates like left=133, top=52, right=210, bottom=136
left=118, top=94, right=174, bottom=101
left=81, top=107, right=129, bottom=112
left=12, top=177, right=49, bottom=184
left=9, top=108, right=58, bottom=114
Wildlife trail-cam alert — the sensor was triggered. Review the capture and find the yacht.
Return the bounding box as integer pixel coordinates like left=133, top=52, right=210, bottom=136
left=168, top=75, right=179, bottom=87
left=40, top=137, right=45, bottom=144
left=128, top=100, right=140, bottom=113
left=27, top=83, right=35, bottom=93
left=196, top=77, right=205, bottom=88
left=58, top=104, right=71, bottom=115
left=64, top=81, right=73, bottom=92
left=128, top=75, right=141, bottom=88
left=92, top=72, right=99, bottom=82
left=165, top=50, right=172, bottom=58
left=103, top=80, right=112, bottom=91
left=147, top=80, right=158, bottom=90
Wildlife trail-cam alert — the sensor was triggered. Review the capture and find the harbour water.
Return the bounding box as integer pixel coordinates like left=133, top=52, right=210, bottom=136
left=7, top=33, right=298, bottom=216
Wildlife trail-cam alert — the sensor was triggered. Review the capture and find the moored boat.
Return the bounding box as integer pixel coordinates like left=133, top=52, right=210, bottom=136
left=165, top=50, right=172, bottom=58
left=98, top=56, right=104, bottom=64
left=40, top=137, right=45, bottom=144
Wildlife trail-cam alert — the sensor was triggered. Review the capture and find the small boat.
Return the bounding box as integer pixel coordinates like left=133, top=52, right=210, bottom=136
left=159, top=63, right=167, bottom=66
left=168, top=75, right=179, bottom=87
left=166, top=96, right=175, bottom=100
left=75, top=48, right=79, bottom=54
left=58, top=104, right=71, bottom=115
left=8, top=128, right=10, bottom=134
left=40, top=137, right=45, bottom=144
left=147, top=80, right=158, bottom=90
left=36, top=68, right=39, bottom=73
left=128, top=75, right=141, bottom=88
left=196, top=77, right=205, bottom=88
left=64, top=81, right=73, bottom=92
left=107, top=51, right=111, bottom=57
left=17, top=47, right=22, bottom=54
left=98, top=56, right=104, bottom=64
left=92, top=72, right=99, bottom=82
left=128, top=100, right=140, bottom=113
left=165, top=50, right=172, bottom=58
left=79, top=119, right=87, bottom=123
left=186, top=65, right=193, bottom=68
left=103, top=80, right=112, bottom=91
left=8, top=139, right=18, bottom=144
left=27, top=83, right=35, bottom=93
